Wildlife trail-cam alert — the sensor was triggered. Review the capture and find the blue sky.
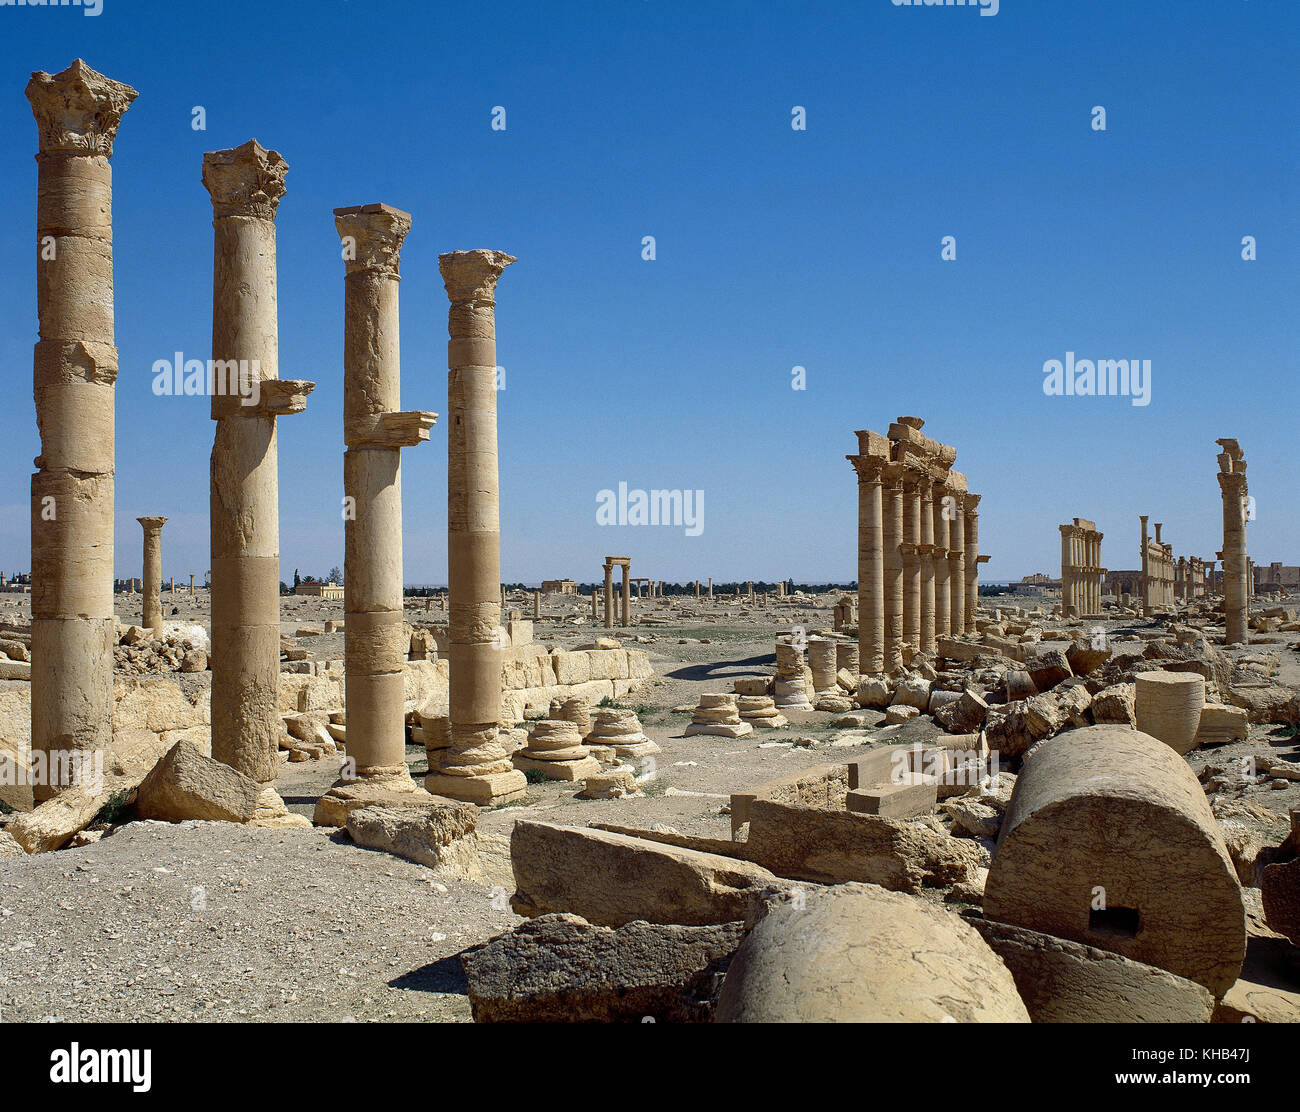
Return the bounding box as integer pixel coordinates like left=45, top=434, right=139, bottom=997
left=0, top=0, right=1295, bottom=586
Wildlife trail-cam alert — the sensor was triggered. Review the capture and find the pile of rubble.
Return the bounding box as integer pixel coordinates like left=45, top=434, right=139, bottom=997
left=116, top=622, right=209, bottom=675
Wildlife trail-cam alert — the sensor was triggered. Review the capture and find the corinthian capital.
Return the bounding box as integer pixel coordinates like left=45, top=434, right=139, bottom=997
left=27, top=59, right=137, bottom=157
left=334, top=203, right=412, bottom=277
left=202, top=139, right=288, bottom=220
left=439, top=249, right=516, bottom=304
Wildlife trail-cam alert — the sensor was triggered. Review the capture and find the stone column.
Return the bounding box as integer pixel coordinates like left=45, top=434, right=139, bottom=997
left=591, top=588, right=599, bottom=620
left=849, top=454, right=885, bottom=674
left=882, top=463, right=904, bottom=671
left=603, top=562, right=614, bottom=629
left=1094, top=531, right=1104, bottom=615
left=949, top=490, right=965, bottom=637
left=318, top=203, right=437, bottom=817
left=903, top=476, right=921, bottom=648
left=426, top=249, right=525, bottom=805
left=1059, top=525, right=1074, bottom=617
left=137, top=516, right=167, bottom=630
left=919, top=479, right=936, bottom=652
left=1216, top=439, right=1248, bottom=645
left=533, top=591, right=541, bottom=619
left=964, top=495, right=980, bottom=634
left=621, top=564, right=630, bottom=627
left=931, top=479, right=951, bottom=640
left=1139, top=515, right=1151, bottom=616
left=27, top=61, right=136, bottom=801
left=203, top=140, right=314, bottom=788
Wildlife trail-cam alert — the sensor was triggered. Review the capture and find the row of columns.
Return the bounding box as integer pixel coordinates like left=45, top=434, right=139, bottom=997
left=1058, top=518, right=1104, bottom=618
left=1138, top=516, right=1176, bottom=615
left=602, top=557, right=630, bottom=628
left=848, top=418, right=982, bottom=676
left=27, top=61, right=529, bottom=809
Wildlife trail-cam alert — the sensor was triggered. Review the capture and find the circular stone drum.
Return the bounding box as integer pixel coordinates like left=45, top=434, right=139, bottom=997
left=1134, top=671, right=1205, bottom=755
left=715, top=883, right=1029, bottom=1023
left=983, top=725, right=1244, bottom=997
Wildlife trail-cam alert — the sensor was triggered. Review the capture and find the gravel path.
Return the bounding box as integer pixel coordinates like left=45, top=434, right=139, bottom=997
left=0, top=821, right=519, bottom=1023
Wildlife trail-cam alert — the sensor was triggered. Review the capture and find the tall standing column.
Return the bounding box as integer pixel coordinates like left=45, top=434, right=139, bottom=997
left=919, top=479, right=936, bottom=651
left=621, top=564, right=630, bottom=627
left=203, top=140, right=314, bottom=787
left=603, top=562, right=614, bottom=628
left=1059, top=525, right=1074, bottom=616
left=427, top=249, right=526, bottom=805
left=949, top=490, right=965, bottom=637
left=27, top=61, right=136, bottom=800
left=1093, top=531, right=1103, bottom=615
left=902, top=476, right=921, bottom=650
left=318, top=204, right=437, bottom=818
left=882, top=464, right=904, bottom=671
left=1216, top=439, right=1248, bottom=645
left=964, top=494, right=980, bottom=634
left=137, top=516, right=167, bottom=630
left=849, top=453, right=885, bottom=674
left=932, top=480, right=951, bottom=640
left=1139, top=515, right=1151, bottom=616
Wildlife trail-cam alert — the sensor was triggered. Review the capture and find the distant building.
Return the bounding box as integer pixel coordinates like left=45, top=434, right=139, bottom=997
left=1013, top=572, right=1060, bottom=596
left=1106, top=570, right=1142, bottom=597
left=295, top=582, right=344, bottom=600
left=1256, top=562, right=1300, bottom=593
left=540, top=579, right=578, bottom=595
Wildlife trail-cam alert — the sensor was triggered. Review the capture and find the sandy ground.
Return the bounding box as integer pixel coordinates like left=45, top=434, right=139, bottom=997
left=0, top=586, right=1297, bottom=1021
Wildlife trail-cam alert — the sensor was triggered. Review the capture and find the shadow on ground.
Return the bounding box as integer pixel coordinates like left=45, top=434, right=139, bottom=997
left=665, top=653, right=775, bottom=683
left=389, top=954, right=469, bottom=996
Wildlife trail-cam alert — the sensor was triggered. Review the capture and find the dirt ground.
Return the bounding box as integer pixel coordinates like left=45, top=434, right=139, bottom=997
left=0, top=586, right=1297, bottom=1022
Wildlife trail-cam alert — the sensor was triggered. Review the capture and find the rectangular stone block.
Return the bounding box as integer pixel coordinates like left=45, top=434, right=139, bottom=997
left=552, top=651, right=591, bottom=686
left=846, top=773, right=938, bottom=818
left=730, top=762, right=849, bottom=838
left=1195, top=702, right=1249, bottom=745
left=510, top=821, right=785, bottom=927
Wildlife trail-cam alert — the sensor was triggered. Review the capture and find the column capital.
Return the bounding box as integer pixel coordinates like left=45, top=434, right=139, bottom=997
left=136, top=516, right=167, bottom=532
left=26, top=59, right=137, bottom=157
left=1217, top=471, right=1247, bottom=495
left=964, top=493, right=981, bottom=513
left=847, top=454, right=885, bottom=484
left=334, top=203, right=412, bottom=277
left=202, top=139, right=288, bottom=220
left=439, top=249, right=516, bottom=304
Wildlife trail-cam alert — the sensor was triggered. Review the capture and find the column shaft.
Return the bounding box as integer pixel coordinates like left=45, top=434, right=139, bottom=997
left=932, top=482, right=950, bottom=641
left=28, top=62, right=136, bottom=800
left=964, top=497, right=981, bottom=634
left=902, top=479, right=920, bottom=649
left=882, top=467, right=903, bottom=671
left=429, top=249, right=525, bottom=804
left=203, top=140, right=311, bottom=785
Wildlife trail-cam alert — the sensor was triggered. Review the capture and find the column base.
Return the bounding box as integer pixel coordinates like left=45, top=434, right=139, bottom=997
left=313, top=769, right=446, bottom=827
left=511, top=753, right=601, bottom=781
left=252, top=786, right=313, bottom=830
left=425, top=769, right=527, bottom=806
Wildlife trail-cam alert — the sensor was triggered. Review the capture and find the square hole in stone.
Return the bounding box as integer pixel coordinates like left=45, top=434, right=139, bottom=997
left=1089, top=905, right=1140, bottom=940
